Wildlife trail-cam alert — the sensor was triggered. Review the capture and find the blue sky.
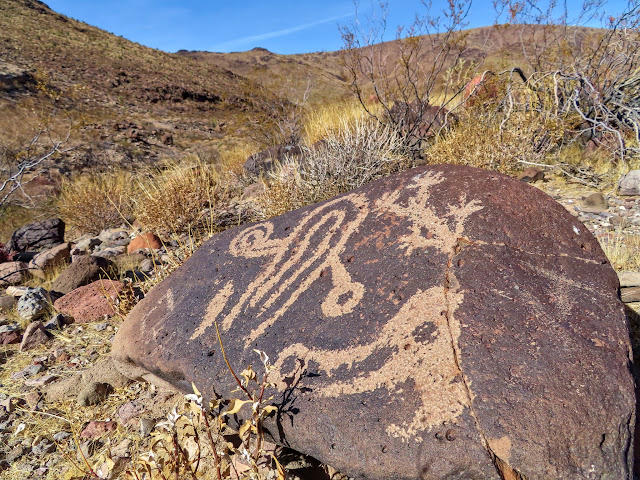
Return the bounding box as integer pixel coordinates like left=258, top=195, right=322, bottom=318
left=44, top=1, right=628, bottom=55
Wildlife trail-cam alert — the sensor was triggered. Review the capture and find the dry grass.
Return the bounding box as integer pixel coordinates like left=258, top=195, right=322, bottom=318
left=57, top=171, right=135, bottom=236
left=261, top=116, right=411, bottom=218
left=133, top=158, right=237, bottom=236
left=302, top=100, right=382, bottom=146
left=600, top=231, right=640, bottom=272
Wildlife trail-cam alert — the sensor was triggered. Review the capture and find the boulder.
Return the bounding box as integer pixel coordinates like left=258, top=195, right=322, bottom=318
left=0, top=261, right=27, bottom=287
left=112, top=165, right=635, bottom=480
left=244, top=144, right=303, bottom=177
left=54, top=280, right=124, bottom=323
left=127, top=232, right=162, bottom=253
left=51, top=256, right=117, bottom=295
left=8, top=218, right=65, bottom=252
left=17, top=287, right=51, bottom=322
left=619, top=170, right=640, bottom=196
left=28, top=242, right=71, bottom=278
left=583, top=192, right=609, bottom=211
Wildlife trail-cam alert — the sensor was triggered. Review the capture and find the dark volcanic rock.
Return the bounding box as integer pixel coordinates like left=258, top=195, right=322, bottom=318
left=112, top=165, right=634, bottom=480
left=9, top=218, right=65, bottom=252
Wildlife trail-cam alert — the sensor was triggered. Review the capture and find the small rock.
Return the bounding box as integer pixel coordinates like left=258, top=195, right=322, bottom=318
left=28, top=242, right=71, bottom=278
left=583, top=192, right=609, bottom=210
left=0, top=330, right=21, bottom=345
left=621, top=287, right=640, bottom=303
left=81, top=421, right=117, bottom=439
left=75, top=236, right=102, bottom=252
left=93, top=246, right=127, bottom=257
left=93, top=322, right=109, bottom=332
left=7, top=444, right=27, bottom=463
left=117, top=401, right=145, bottom=425
left=0, top=261, right=28, bottom=287
left=17, top=287, right=51, bottom=322
left=51, top=255, right=117, bottom=295
left=98, top=229, right=129, bottom=243
left=24, top=375, right=58, bottom=387
left=139, top=418, right=155, bottom=437
left=112, top=438, right=132, bottom=458
left=31, top=439, right=56, bottom=455
left=19, top=321, right=50, bottom=351
left=127, top=232, right=162, bottom=253
left=52, top=431, right=71, bottom=442
left=619, top=170, right=640, bottom=196
left=517, top=167, right=545, bottom=183
left=619, top=271, right=640, bottom=288
left=77, top=382, right=113, bottom=407
left=77, top=440, right=99, bottom=462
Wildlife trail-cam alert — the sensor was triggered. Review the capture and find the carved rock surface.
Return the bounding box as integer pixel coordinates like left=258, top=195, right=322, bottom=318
left=112, top=165, right=635, bottom=480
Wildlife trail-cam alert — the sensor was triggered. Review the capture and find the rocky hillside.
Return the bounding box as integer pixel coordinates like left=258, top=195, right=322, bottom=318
left=0, top=0, right=281, bottom=173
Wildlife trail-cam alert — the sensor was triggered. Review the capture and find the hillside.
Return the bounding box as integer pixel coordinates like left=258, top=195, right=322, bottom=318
left=0, top=0, right=281, bottom=174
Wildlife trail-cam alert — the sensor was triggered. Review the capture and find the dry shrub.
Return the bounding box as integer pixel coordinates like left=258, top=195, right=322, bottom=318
left=261, top=117, right=411, bottom=217
left=134, top=158, right=235, bottom=235
left=426, top=108, right=563, bottom=175
left=57, top=171, right=135, bottom=235
left=302, top=100, right=382, bottom=145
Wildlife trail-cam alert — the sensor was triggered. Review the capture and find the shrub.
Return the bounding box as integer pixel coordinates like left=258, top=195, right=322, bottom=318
left=57, top=171, right=135, bottom=235
left=133, top=158, right=236, bottom=236
left=260, top=117, right=411, bottom=217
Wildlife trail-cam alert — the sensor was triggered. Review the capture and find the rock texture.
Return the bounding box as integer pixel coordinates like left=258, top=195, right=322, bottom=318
left=54, top=280, right=123, bottom=323
left=9, top=218, right=65, bottom=252
left=51, top=256, right=116, bottom=295
left=112, top=165, right=635, bottom=480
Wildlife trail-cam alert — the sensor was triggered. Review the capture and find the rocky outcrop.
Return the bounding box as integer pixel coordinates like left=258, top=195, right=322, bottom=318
left=112, top=165, right=635, bottom=480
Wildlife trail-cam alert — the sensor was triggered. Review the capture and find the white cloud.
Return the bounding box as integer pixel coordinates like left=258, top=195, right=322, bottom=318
left=211, top=12, right=353, bottom=51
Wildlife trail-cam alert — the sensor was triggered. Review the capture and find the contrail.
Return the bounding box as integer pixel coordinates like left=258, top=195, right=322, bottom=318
left=211, top=12, right=353, bottom=51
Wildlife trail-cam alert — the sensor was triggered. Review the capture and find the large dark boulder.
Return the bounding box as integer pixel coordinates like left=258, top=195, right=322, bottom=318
left=9, top=218, right=65, bottom=253
left=112, top=165, right=635, bottom=480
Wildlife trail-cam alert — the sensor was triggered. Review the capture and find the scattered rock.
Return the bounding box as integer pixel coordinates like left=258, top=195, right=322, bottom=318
left=9, top=218, right=65, bottom=253
left=0, top=330, right=21, bottom=345
left=583, top=192, right=609, bottom=211
left=17, top=288, right=52, bottom=322
left=51, top=255, right=117, bottom=295
left=117, top=401, right=145, bottom=425
left=111, top=438, right=132, bottom=457
left=139, top=418, right=155, bottom=437
left=112, top=165, right=634, bottom=480
left=517, top=167, right=545, bottom=182
left=31, top=439, right=55, bottom=455
left=77, top=382, right=113, bottom=407
left=28, top=242, right=71, bottom=277
left=24, top=374, right=58, bottom=387
left=74, top=236, right=102, bottom=253
left=81, top=421, right=117, bottom=439
left=619, top=170, right=640, bottom=196
left=53, top=280, right=123, bottom=323
left=127, top=232, right=162, bottom=253
left=19, top=321, right=50, bottom=351
left=52, top=431, right=71, bottom=442
left=621, top=287, right=640, bottom=303
left=619, top=271, right=640, bottom=288
left=0, top=261, right=27, bottom=287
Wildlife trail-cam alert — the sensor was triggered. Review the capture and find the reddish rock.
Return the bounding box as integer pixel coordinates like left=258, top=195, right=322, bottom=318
left=54, top=280, right=124, bottom=323
left=112, top=165, right=634, bottom=480
left=80, top=421, right=117, bottom=439
left=0, top=330, right=21, bottom=345
left=127, top=233, right=162, bottom=253
left=19, top=321, right=50, bottom=351
left=0, top=261, right=27, bottom=287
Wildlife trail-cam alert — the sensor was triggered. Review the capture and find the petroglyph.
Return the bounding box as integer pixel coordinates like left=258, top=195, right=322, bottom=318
left=193, top=170, right=484, bottom=441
